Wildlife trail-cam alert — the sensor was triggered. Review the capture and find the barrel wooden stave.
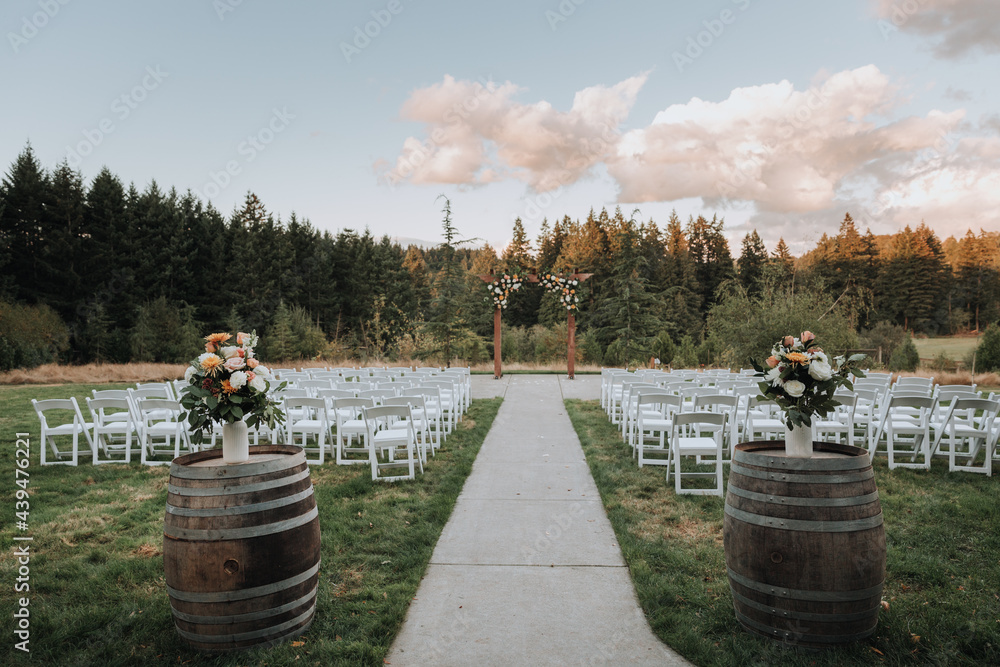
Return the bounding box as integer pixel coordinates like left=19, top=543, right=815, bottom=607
left=163, top=445, right=321, bottom=653
left=723, top=441, right=886, bottom=648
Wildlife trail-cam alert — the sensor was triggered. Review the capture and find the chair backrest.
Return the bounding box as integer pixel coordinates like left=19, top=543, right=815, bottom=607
left=86, top=397, right=134, bottom=425
left=316, top=388, right=357, bottom=400
left=887, top=395, right=936, bottom=410
left=284, top=396, right=329, bottom=418
left=673, top=412, right=726, bottom=428
left=32, top=397, right=83, bottom=425
left=134, top=398, right=182, bottom=421
left=363, top=404, right=412, bottom=423
left=636, top=392, right=680, bottom=408
left=694, top=394, right=738, bottom=410
left=333, top=397, right=374, bottom=411
left=300, top=379, right=334, bottom=390
left=93, top=389, right=131, bottom=401
left=950, top=397, right=1000, bottom=415
left=129, top=386, right=171, bottom=401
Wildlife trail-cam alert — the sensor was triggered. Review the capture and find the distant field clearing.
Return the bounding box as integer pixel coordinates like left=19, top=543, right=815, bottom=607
left=913, top=336, right=979, bottom=361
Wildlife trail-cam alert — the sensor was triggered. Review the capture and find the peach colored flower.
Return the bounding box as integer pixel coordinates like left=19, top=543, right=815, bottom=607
left=236, top=332, right=249, bottom=345
left=205, top=342, right=217, bottom=353
left=801, top=330, right=815, bottom=343
left=223, top=356, right=245, bottom=372
left=766, top=356, right=778, bottom=368
left=221, top=379, right=237, bottom=394
left=247, top=358, right=259, bottom=369
left=786, top=352, right=810, bottom=364
left=205, top=332, right=232, bottom=344
left=783, top=336, right=794, bottom=348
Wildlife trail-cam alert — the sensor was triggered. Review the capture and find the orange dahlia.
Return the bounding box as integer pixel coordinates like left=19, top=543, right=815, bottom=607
left=205, top=332, right=232, bottom=345
left=785, top=352, right=810, bottom=364
left=199, top=353, right=223, bottom=374
left=221, top=380, right=237, bottom=394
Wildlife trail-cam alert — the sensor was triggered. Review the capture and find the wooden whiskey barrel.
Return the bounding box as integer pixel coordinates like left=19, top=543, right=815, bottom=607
left=723, top=441, right=885, bottom=649
left=163, top=445, right=321, bottom=652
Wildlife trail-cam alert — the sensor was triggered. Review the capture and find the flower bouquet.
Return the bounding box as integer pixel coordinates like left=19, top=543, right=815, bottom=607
left=751, top=331, right=866, bottom=456
left=486, top=273, right=522, bottom=309
left=540, top=273, right=580, bottom=311
left=179, top=331, right=286, bottom=461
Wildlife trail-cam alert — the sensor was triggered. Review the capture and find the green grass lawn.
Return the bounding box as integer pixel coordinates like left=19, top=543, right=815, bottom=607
left=913, top=337, right=979, bottom=361
left=566, top=399, right=1000, bottom=667
left=0, top=383, right=500, bottom=666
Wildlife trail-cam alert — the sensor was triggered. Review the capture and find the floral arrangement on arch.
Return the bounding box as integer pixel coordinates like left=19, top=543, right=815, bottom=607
left=486, top=273, right=522, bottom=309
left=751, top=330, right=866, bottom=428
left=179, top=331, right=286, bottom=445
left=540, top=273, right=580, bottom=311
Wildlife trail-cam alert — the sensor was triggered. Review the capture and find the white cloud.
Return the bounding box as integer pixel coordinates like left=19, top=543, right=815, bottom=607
left=381, top=66, right=1000, bottom=245
left=875, top=0, right=1000, bottom=59
left=381, top=73, right=648, bottom=191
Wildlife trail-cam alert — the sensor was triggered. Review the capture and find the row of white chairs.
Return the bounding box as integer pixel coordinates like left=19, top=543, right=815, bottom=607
left=601, top=369, right=1000, bottom=495
left=31, top=370, right=471, bottom=483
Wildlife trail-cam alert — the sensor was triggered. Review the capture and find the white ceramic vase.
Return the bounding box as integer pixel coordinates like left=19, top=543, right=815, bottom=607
left=221, top=420, right=250, bottom=464
left=784, top=422, right=813, bottom=458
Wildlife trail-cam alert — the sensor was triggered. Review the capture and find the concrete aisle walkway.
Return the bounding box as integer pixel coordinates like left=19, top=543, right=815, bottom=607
left=386, top=375, right=691, bottom=666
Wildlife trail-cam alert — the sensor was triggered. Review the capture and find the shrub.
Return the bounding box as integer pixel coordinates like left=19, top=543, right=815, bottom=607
left=130, top=297, right=202, bottom=363
left=673, top=335, right=699, bottom=369
left=860, top=321, right=908, bottom=365
left=0, top=300, right=70, bottom=371
left=973, top=323, right=1000, bottom=372
left=887, top=335, right=920, bottom=372
left=652, top=331, right=675, bottom=367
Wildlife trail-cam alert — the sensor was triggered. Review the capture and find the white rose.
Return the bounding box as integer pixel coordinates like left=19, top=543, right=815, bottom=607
left=229, top=370, right=248, bottom=389
left=184, top=366, right=196, bottom=382
left=255, top=365, right=271, bottom=378
left=220, top=346, right=240, bottom=359
left=249, top=374, right=266, bottom=392
left=811, top=350, right=828, bottom=364
left=808, top=359, right=833, bottom=381
left=784, top=380, right=806, bottom=397
left=765, top=367, right=783, bottom=385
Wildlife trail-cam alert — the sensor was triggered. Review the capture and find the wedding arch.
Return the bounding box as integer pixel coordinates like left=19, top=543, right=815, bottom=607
left=477, top=269, right=593, bottom=379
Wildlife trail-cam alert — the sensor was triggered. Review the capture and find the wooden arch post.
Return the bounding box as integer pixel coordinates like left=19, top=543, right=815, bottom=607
left=477, top=271, right=540, bottom=379
left=565, top=271, right=593, bottom=380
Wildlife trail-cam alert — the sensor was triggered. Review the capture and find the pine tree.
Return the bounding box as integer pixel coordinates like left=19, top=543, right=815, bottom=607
left=0, top=144, right=51, bottom=303
left=737, top=230, right=768, bottom=297
left=686, top=214, right=735, bottom=317
left=423, top=197, right=474, bottom=365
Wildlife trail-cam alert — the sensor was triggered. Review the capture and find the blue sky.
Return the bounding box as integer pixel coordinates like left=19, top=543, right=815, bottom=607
left=3, top=0, right=999, bottom=254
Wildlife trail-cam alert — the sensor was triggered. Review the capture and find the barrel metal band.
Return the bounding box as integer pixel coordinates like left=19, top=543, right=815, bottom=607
left=728, top=568, right=884, bottom=602
left=175, top=606, right=315, bottom=643
left=735, top=609, right=877, bottom=644
left=168, top=469, right=311, bottom=497
left=170, top=587, right=317, bottom=624
left=167, top=560, right=320, bottom=603
left=725, top=505, right=883, bottom=532
left=730, top=462, right=873, bottom=485
left=732, top=590, right=881, bottom=623
left=734, top=449, right=870, bottom=471
left=164, top=506, right=318, bottom=541
left=727, top=485, right=880, bottom=508
left=166, top=487, right=314, bottom=517
left=171, top=452, right=306, bottom=480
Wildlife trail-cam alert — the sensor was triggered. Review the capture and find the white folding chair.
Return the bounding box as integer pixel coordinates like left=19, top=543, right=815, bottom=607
left=813, top=392, right=858, bottom=448
left=872, top=395, right=935, bottom=470
left=332, top=397, right=374, bottom=465
left=364, top=405, right=423, bottom=482
left=385, top=395, right=431, bottom=462
left=744, top=396, right=785, bottom=442
left=284, top=397, right=331, bottom=465
left=135, top=398, right=188, bottom=465
left=668, top=412, right=726, bottom=496
left=32, top=397, right=91, bottom=466
left=931, top=397, right=1000, bottom=475
left=402, top=387, right=444, bottom=451
left=86, top=397, right=137, bottom=464
left=692, top=394, right=738, bottom=461
left=635, top=392, right=680, bottom=468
